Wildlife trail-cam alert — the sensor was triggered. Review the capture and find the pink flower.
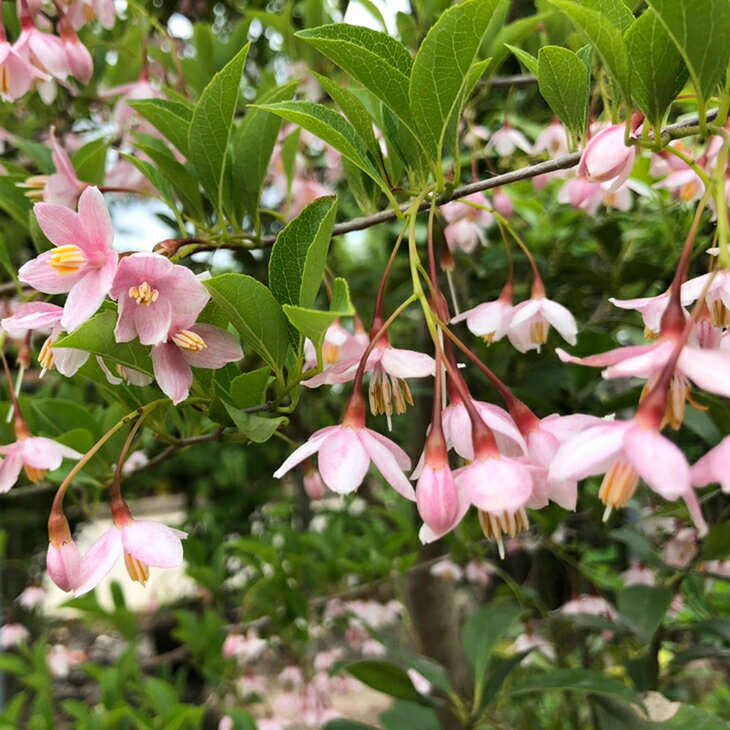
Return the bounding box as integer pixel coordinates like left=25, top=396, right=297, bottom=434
left=110, top=253, right=210, bottom=346
left=302, top=320, right=367, bottom=371
left=303, top=462, right=325, bottom=500
left=0, top=434, right=81, bottom=492
left=66, top=0, right=120, bottom=30
left=493, top=189, right=513, bottom=218
left=442, top=191, right=493, bottom=225
left=577, top=123, right=636, bottom=189
left=620, top=563, right=655, bottom=586
left=151, top=322, right=243, bottom=405
left=451, top=288, right=513, bottom=344
left=429, top=559, right=463, bottom=580
left=662, top=527, right=698, bottom=568
left=508, top=294, right=578, bottom=352
left=59, top=19, right=93, bottom=84
left=15, top=16, right=68, bottom=82
left=273, top=418, right=415, bottom=501
left=533, top=120, right=569, bottom=156
left=560, top=595, right=616, bottom=619
left=464, top=560, right=493, bottom=587
left=691, top=435, right=730, bottom=493
left=47, top=539, right=82, bottom=592
left=0, top=623, right=30, bottom=648
left=487, top=123, right=532, bottom=157
left=0, top=35, right=33, bottom=100
left=558, top=176, right=632, bottom=214
left=222, top=629, right=267, bottom=662
left=47, top=643, right=85, bottom=677
left=217, top=718, right=234, bottom=730
left=416, top=460, right=460, bottom=537
left=17, top=586, right=45, bottom=610
left=548, top=418, right=707, bottom=534
left=19, top=186, right=118, bottom=332
left=288, top=177, right=334, bottom=219
left=75, top=518, right=187, bottom=596
left=609, top=292, right=670, bottom=335
left=681, top=271, right=730, bottom=327
left=100, top=76, right=165, bottom=134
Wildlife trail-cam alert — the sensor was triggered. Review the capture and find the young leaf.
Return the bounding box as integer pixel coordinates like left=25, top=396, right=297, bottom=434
left=232, top=81, right=298, bottom=224
left=269, top=195, right=338, bottom=309
left=204, top=273, right=290, bottom=375
left=645, top=0, right=730, bottom=107
left=409, top=0, right=499, bottom=162
left=505, top=43, right=539, bottom=76
left=461, top=602, right=522, bottom=682
left=625, top=8, right=688, bottom=126
left=230, top=368, right=271, bottom=410
left=225, top=405, right=287, bottom=443
left=549, top=0, right=632, bottom=105
left=127, top=98, right=193, bottom=157
left=71, top=138, right=108, bottom=185
left=537, top=46, right=589, bottom=139
left=295, top=24, right=414, bottom=125
left=188, top=42, right=250, bottom=212
left=581, top=0, right=635, bottom=31
left=617, top=585, right=673, bottom=643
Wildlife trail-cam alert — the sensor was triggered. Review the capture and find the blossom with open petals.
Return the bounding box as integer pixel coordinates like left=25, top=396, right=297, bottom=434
left=274, top=423, right=415, bottom=501
left=19, top=186, right=118, bottom=332
left=0, top=434, right=81, bottom=492
left=508, top=295, right=578, bottom=353
left=609, top=292, right=671, bottom=336
left=487, top=123, right=532, bottom=157
left=110, top=253, right=210, bottom=346
left=533, top=120, right=569, bottom=157
left=15, top=16, right=68, bottom=82
left=0, top=623, right=30, bottom=648
left=75, top=518, right=187, bottom=596
left=0, top=34, right=33, bottom=100
left=451, top=288, right=513, bottom=344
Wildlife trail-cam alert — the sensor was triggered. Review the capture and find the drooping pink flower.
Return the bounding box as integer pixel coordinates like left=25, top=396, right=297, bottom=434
left=451, top=285, right=514, bottom=344
left=47, top=539, right=82, bottom=592
left=691, top=434, right=730, bottom=493
left=662, top=527, right=698, bottom=568
left=507, top=293, right=578, bottom=353
left=493, top=189, right=513, bottom=218
left=0, top=33, right=34, bottom=100
left=110, top=253, right=210, bottom=346
left=559, top=594, right=616, bottom=619
left=620, top=563, right=655, bottom=586
left=0, top=623, right=30, bottom=648
left=151, top=321, right=243, bottom=405
left=273, top=402, right=415, bottom=501
left=442, top=191, right=493, bottom=254
left=302, top=320, right=367, bottom=371
left=609, top=291, right=671, bottom=336
left=19, top=186, right=118, bottom=332
left=464, top=560, right=493, bottom=587
left=557, top=176, right=633, bottom=215
left=681, top=270, right=730, bottom=327
left=100, top=75, right=165, bottom=134
left=533, top=120, right=569, bottom=157
left=59, top=17, right=93, bottom=84
left=0, top=432, right=81, bottom=492
left=17, top=585, right=45, bottom=610
left=66, top=0, right=120, bottom=30
left=15, top=15, right=68, bottom=82
left=75, top=517, right=187, bottom=596
left=548, top=417, right=707, bottom=534
left=487, top=123, right=532, bottom=157
left=577, top=123, right=636, bottom=190
left=429, top=559, right=463, bottom=580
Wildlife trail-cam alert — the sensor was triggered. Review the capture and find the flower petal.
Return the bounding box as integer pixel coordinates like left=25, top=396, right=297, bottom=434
left=557, top=343, right=658, bottom=369
left=691, top=436, right=730, bottom=493
left=458, top=457, right=532, bottom=514
left=679, top=347, right=730, bottom=398
left=549, top=423, right=627, bottom=483
left=540, top=299, right=577, bottom=345
left=32, top=202, right=83, bottom=248
left=18, top=252, right=82, bottom=294
left=75, top=528, right=123, bottom=597
left=60, top=253, right=118, bottom=332
left=0, top=454, right=23, bottom=493
left=380, top=347, right=435, bottom=379
left=317, top=427, right=370, bottom=494
left=151, top=342, right=193, bottom=405
left=122, top=520, right=186, bottom=568
left=272, top=427, right=337, bottom=479
left=181, top=324, right=242, bottom=369
left=133, top=296, right=172, bottom=346
left=359, top=430, right=415, bottom=501
left=78, top=186, right=114, bottom=254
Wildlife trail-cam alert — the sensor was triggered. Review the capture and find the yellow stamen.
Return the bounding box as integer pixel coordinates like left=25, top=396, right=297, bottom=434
left=322, top=341, right=341, bottom=365
left=598, top=461, right=639, bottom=519
left=82, top=4, right=95, bottom=21
left=128, top=281, right=159, bottom=306
left=643, top=326, right=659, bottom=340
left=478, top=508, right=529, bottom=559
left=50, top=245, right=86, bottom=275
left=19, top=175, right=49, bottom=202
left=483, top=332, right=496, bottom=345
left=711, top=300, right=730, bottom=328
left=172, top=329, right=207, bottom=352
left=38, top=337, right=55, bottom=372
left=530, top=319, right=549, bottom=348
left=24, top=465, right=47, bottom=483
left=680, top=180, right=699, bottom=202
left=124, top=552, right=150, bottom=586
left=368, top=369, right=414, bottom=418
left=0, top=64, right=9, bottom=95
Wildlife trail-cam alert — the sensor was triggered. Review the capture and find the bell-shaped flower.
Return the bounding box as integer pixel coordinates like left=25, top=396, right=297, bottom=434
left=0, top=432, right=81, bottom=492
left=558, top=176, right=633, bottom=215
left=67, top=0, right=119, bottom=30
left=0, top=623, right=30, bottom=648
left=451, top=285, right=513, bottom=344
left=0, top=35, right=33, bottom=100
left=20, top=128, right=86, bottom=208
left=302, top=320, right=367, bottom=372
left=486, top=123, right=532, bottom=157
left=18, top=186, right=118, bottom=332
left=75, top=517, right=187, bottom=596
left=508, top=293, right=578, bottom=353
left=609, top=291, right=671, bottom=337
left=681, top=271, right=730, bottom=328
left=493, top=189, right=513, bottom=218
left=151, top=321, right=243, bottom=405
left=60, top=20, right=93, bottom=84
left=273, top=403, right=415, bottom=501
left=533, top=120, right=569, bottom=157
left=303, top=461, right=325, bottom=500
left=47, top=539, right=82, bottom=592
left=548, top=417, right=707, bottom=534
left=691, top=435, right=730, bottom=493
left=577, top=123, right=636, bottom=190
left=110, top=253, right=210, bottom=346
left=15, top=17, right=68, bottom=81
left=442, top=192, right=493, bottom=254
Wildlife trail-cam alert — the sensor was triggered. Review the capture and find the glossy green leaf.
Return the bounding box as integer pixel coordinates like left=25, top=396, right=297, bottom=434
left=505, top=44, right=539, bottom=76
left=188, top=42, right=250, bottom=211
left=550, top=0, right=632, bottom=104
left=296, top=24, right=414, bottom=125
left=582, top=0, right=635, bottom=31
left=204, top=273, right=289, bottom=375
left=127, top=98, right=193, bottom=156
left=646, top=0, right=730, bottom=105
left=269, top=196, right=338, bottom=310
left=54, top=310, right=154, bottom=377
left=344, top=660, right=421, bottom=702
left=617, top=585, right=673, bottom=643
left=461, top=602, right=522, bottom=681
left=230, top=368, right=271, bottom=410
left=509, top=668, right=640, bottom=706
left=71, top=137, right=108, bottom=184
left=232, top=81, right=298, bottom=224
left=409, top=0, right=498, bottom=161
left=225, top=405, right=286, bottom=443
left=625, top=9, right=687, bottom=126
left=537, top=45, right=589, bottom=138
left=120, top=153, right=178, bottom=212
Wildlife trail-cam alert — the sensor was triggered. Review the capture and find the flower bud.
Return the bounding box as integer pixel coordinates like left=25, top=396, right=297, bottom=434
left=577, top=123, right=635, bottom=187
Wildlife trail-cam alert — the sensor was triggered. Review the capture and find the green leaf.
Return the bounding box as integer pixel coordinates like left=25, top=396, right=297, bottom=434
left=461, top=602, right=522, bottom=682
left=312, top=72, right=381, bottom=159
left=617, top=585, right=673, bottom=643
left=409, top=0, right=498, bottom=162
left=322, top=722, right=379, bottom=730
left=252, top=101, right=391, bottom=199
left=283, top=278, right=354, bottom=369
left=625, top=9, right=687, bottom=126
left=127, top=99, right=193, bottom=156
left=224, top=404, right=286, bottom=443
left=380, top=700, right=440, bottom=730
left=54, top=310, right=154, bottom=377
left=660, top=706, right=729, bottom=730
left=269, top=196, right=338, bottom=310
left=645, top=0, right=730, bottom=107
left=232, top=81, right=298, bottom=224
left=204, top=274, right=289, bottom=375
left=0, top=654, right=30, bottom=675
left=582, top=0, right=635, bottom=31
left=509, top=668, right=640, bottom=706
left=344, top=660, right=421, bottom=702
left=699, top=524, right=730, bottom=561
left=0, top=232, right=18, bottom=287
left=120, top=153, right=178, bottom=212
left=230, top=368, right=271, bottom=410
left=505, top=44, right=539, bottom=75
left=0, top=179, right=32, bottom=227
left=537, top=46, right=589, bottom=139
left=549, top=0, right=632, bottom=104
left=188, top=42, right=250, bottom=212
left=71, top=138, right=108, bottom=185
left=296, top=24, right=414, bottom=125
